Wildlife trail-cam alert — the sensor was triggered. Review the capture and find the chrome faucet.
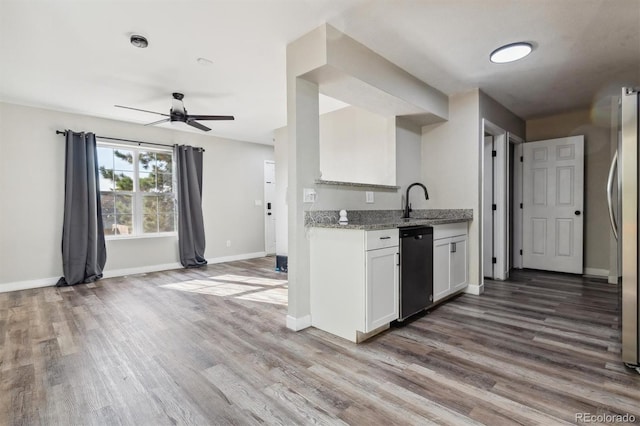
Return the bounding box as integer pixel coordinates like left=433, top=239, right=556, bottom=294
left=403, top=182, right=429, bottom=218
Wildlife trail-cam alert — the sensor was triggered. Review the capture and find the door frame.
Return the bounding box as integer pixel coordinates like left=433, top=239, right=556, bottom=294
left=509, top=134, right=524, bottom=270
left=264, top=160, right=276, bottom=255
left=480, top=119, right=508, bottom=281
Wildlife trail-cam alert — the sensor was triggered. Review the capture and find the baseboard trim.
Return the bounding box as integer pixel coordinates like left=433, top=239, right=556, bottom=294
left=464, top=283, right=484, bottom=296
left=103, top=262, right=183, bottom=279
left=583, top=268, right=609, bottom=278
left=608, top=275, right=620, bottom=284
left=0, top=277, right=59, bottom=294
left=0, top=251, right=269, bottom=294
left=207, top=251, right=267, bottom=265
left=286, top=314, right=312, bottom=331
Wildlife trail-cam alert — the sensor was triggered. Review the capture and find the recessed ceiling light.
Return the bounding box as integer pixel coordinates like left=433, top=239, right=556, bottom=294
left=130, top=34, right=148, bottom=49
left=197, top=57, right=213, bottom=66
left=490, top=42, right=532, bottom=63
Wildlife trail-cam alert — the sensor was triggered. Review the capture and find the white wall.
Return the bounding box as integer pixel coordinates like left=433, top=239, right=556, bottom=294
left=479, top=90, right=526, bottom=139
left=273, top=114, right=424, bottom=226
left=396, top=117, right=426, bottom=210
left=0, top=102, right=273, bottom=288
left=422, top=90, right=481, bottom=285
left=319, top=106, right=396, bottom=186
left=274, top=127, right=289, bottom=256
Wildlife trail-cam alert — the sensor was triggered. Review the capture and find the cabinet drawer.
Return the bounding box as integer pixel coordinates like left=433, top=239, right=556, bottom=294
left=365, top=229, right=399, bottom=250
left=433, top=222, right=468, bottom=240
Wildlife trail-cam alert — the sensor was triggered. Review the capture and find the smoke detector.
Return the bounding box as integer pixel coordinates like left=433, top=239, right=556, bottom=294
left=130, top=34, right=148, bottom=49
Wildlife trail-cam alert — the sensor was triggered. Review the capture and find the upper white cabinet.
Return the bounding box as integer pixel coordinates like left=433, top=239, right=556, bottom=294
left=319, top=105, right=396, bottom=186
left=310, top=228, right=399, bottom=342
left=433, top=223, right=469, bottom=302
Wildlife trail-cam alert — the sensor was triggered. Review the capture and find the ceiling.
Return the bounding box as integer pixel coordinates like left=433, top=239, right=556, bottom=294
left=1, top=0, right=638, bottom=144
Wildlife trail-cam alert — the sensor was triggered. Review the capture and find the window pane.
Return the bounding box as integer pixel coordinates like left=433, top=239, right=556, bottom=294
left=143, top=215, right=158, bottom=233
left=114, top=171, right=134, bottom=191
left=143, top=195, right=158, bottom=216
left=158, top=173, right=173, bottom=192
left=138, top=151, right=156, bottom=172
left=156, top=152, right=172, bottom=172
left=115, top=194, right=132, bottom=215
left=102, top=214, right=115, bottom=235
left=157, top=195, right=175, bottom=214
left=100, top=192, right=115, bottom=215
left=97, top=146, right=115, bottom=190
left=139, top=172, right=156, bottom=192
left=113, top=149, right=134, bottom=171
left=115, top=215, right=133, bottom=235
left=158, top=214, right=175, bottom=233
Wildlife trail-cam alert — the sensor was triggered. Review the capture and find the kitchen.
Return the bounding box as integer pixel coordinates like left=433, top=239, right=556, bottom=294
left=278, top=24, right=518, bottom=340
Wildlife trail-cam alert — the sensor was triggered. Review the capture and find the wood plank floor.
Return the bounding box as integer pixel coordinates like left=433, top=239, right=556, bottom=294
left=1, top=259, right=638, bottom=425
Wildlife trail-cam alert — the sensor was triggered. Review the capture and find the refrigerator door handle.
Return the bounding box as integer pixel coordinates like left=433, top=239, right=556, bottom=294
left=607, top=150, right=619, bottom=240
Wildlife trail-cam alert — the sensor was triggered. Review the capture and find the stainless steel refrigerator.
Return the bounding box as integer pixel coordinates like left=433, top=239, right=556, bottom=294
left=609, top=87, right=640, bottom=371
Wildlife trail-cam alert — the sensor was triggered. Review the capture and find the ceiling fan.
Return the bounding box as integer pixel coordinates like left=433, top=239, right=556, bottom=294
left=115, top=92, right=234, bottom=132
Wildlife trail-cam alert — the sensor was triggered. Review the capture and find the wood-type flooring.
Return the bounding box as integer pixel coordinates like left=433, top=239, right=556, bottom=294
left=1, top=258, right=638, bottom=425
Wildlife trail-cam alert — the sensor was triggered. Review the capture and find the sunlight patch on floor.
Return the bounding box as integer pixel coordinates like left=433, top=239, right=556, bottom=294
left=161, top=274, right=288, bottom=305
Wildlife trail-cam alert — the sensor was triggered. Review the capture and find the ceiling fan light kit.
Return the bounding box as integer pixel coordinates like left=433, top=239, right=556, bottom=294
left=115, top=92, right=234, bottom=132
left=490, top=42, right=533, bottom=63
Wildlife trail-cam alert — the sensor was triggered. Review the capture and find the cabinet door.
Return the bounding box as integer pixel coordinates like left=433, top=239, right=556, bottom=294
left=433, top=239, right=451, bottom=302
left=365, top=246, right=399, bottom=331
left=450, top=235, right=468, bottom=292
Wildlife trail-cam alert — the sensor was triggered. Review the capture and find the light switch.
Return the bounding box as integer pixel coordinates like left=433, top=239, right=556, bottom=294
left=365, top=191, right=374, bottom=203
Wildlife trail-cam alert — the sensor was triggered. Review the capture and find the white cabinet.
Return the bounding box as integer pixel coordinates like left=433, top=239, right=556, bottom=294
left=310, top=228, right=399, bottom=342
left=433, top=223, right=469, bottom=302
left=366, top=246, right=399, bottom=330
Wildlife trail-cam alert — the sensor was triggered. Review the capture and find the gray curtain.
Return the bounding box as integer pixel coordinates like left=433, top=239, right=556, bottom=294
left=175, top=145, right=207, bottom=268
left=57, top=131, right=106, bottom=286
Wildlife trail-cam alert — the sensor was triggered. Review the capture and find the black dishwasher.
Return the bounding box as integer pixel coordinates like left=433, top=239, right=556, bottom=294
left=399, top=226, right=433, bottom=321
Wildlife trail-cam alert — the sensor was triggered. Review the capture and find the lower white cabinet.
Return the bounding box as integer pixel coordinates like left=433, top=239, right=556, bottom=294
left=366, top=246, right=399, bottom=330
left=310, top=228, right=399, bottom=342
left=433, top=223, right=469, bottom=302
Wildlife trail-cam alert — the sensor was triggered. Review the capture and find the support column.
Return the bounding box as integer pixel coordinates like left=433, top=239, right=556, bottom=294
left=286, top=77, right=319, bottom=330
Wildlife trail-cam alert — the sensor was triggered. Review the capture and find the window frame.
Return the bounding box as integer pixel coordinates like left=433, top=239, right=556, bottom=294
left=97, top=140, right=178, bottom=240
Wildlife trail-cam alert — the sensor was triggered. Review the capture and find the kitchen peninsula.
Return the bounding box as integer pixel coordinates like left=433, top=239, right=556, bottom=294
left=307, top=209, right=472, bottom=342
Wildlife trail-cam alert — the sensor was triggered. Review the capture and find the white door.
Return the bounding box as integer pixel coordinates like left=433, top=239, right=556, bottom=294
left=483, top=135, right=494, bottom=278
left=523, top=136, right=584, bottom=273
left=264, top=161, right=276, bottom=255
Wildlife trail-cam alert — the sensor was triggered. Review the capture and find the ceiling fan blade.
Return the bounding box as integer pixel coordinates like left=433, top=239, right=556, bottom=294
left=145, top=118, right=171, bottom=126
left=187, top=115, right=235, bottom=121
left=114, top=105, right=169, bottom=117
left=186, top=119, right=211, bottom=132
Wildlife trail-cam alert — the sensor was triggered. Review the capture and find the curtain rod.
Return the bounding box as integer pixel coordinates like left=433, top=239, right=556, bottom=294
left=55, top=130, right=204, bottom=151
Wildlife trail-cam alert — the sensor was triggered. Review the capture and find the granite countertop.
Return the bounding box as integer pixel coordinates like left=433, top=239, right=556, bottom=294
left=305, top=209, right=472, bottom=230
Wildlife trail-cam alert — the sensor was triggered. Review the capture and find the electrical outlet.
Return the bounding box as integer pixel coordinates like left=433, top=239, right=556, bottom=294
left=303, top=188, right=317, bottom=203
left=226, top=240, right=231, bottom=247
left=365, top=191, right=374, bottom=203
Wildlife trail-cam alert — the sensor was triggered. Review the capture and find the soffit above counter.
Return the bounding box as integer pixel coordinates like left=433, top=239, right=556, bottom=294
left=289, top=24, right=448, bottom=123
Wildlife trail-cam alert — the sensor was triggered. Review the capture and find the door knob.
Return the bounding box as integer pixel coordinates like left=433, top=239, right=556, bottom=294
left=574, top=210, right=581, bottom=216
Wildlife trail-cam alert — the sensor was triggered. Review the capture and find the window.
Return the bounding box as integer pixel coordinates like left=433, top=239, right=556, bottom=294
left=97, top=142, right=176, bottom=237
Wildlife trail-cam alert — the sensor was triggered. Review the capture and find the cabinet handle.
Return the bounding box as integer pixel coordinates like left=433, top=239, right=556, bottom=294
left=451, top=242, right=457, bottom=253
left=380, top=236, right=391, bottom=240
left=396, top=252, right=400, bottom=266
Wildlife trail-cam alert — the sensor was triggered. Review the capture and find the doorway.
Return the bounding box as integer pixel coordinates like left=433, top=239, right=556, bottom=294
left=481, top=120, right=524, bottom=282
left=482, top=120, right=507, bottom=280
left=264, top=161, right=276, bottom=255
